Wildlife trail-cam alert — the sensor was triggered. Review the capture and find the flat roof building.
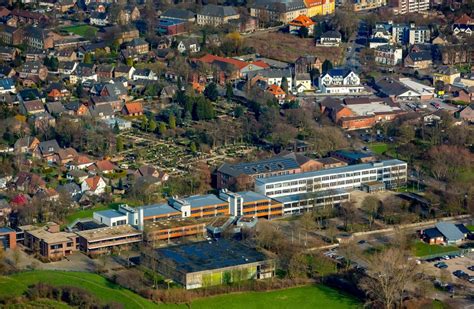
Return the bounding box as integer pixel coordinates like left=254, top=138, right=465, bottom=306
left=142, top=239, right=275, bottom=289
left=255, top=159, right=407, bottom=198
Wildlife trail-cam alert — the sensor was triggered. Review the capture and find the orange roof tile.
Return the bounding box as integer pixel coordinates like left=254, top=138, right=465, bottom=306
left=123, top=102, right=144, bottom=114
left=289, top=15, right=316, bottom=28
left=197, top=54, right=268, bottom=71
left=267, top=84, right=286, bottom=96
left=84, top=176, right=102, bottom=191
left=304, top=0, right=323, bottom=7
left=454, top=14, right=474, bottom=25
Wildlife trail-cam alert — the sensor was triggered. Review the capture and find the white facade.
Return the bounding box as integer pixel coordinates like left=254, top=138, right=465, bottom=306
left=408, top=27, right=431, bottom=45
left=255, top=160, right=407, bottom=198
left=319, top=69, right=364, bottom=94
left=93, top=210, right=128, bottom=227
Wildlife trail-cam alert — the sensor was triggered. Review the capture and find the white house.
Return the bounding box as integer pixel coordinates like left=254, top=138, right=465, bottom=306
left=177, top=38, right=201, bottom=54
left=319, top=68, right=364, bottom=94
left=293, top=73, right=312, bottom=93
left=132, top=69, right=158, bottom=81
left=251, top=68, right=293, bottom=92
left=90, top=12, right=109, bottom=26
left=374, top=45, right=403, bottom=66
left=319, top=31, right=342, bottom=47
left=81, top=176, right=106, bottom=195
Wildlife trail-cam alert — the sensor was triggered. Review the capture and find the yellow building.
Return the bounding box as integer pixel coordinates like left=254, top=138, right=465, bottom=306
left=432, top=66, right=460, bottom=86
left=304, top=0, right=323, bottom=17
left=322, top=0, right=335, bottom=15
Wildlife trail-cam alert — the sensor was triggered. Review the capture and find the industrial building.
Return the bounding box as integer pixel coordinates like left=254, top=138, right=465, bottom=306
left=142, top=239, right=275, bottom=289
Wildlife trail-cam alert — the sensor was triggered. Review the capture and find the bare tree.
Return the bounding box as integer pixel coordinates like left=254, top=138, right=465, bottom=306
left=360, top=247, right=418, bottom=309
left=361, top=196, right=380, bottom=229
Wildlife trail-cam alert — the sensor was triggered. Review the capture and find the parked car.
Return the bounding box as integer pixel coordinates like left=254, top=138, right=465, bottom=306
left=435, top=262, right=448, bottom=269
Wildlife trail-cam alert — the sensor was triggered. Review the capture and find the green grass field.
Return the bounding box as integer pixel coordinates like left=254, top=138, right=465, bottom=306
left=467, top=225, right=474, bottom=232
left=61, top=25, right=98, bottom=38
left=369, top=143, right=388, bottom=155
left=65, top=204, right=110, bottom=224
left=412, top=242, right=459, bottom=257
left=190, top=285, right=361, bottom=309
left=0, top=271, right=156, bottom=309
left=0, top=271, right=361, bottom=309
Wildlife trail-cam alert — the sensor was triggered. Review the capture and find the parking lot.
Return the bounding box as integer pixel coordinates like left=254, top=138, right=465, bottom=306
left=422, top=252, right=474, bottom=285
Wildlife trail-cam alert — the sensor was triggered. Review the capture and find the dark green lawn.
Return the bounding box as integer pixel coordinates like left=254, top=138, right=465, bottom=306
left=412, top=241, right=459, bottom=257
left=61, top=25, right=98, bottom=38
left=0, top=271, right=361, bottom=309
left=369, top=143, right=388, bottom=155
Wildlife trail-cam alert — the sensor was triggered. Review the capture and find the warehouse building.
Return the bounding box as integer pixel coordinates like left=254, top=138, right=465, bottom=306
left=142, top=239, right=275, bottom=289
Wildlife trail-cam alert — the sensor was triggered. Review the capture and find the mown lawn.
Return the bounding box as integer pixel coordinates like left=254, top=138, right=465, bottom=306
left=0, top=271, right=156, bottom=309
left=466, top=225, right=474, bottom=232
left=65, top=204, right=111, bottom=224
left=412, top=241, right=459, bottom=257
left=0, top=271, right=361, bottom=309
left=369, top=143, right=388, bottom=155
left=61, top=25, right=98, bottom=38
left=190, top=285, right=361, bottom=309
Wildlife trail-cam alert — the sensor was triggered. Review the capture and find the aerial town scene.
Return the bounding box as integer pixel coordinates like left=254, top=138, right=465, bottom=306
left=0, top=0, right=473, bottom=307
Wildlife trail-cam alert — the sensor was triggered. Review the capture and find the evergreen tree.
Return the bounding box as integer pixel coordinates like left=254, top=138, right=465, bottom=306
left=322, top=60, right=333, bottom=73
left=141, top=117, right=149, bottom=131
left=169, top=114, right=176, bottom=129
left=83, top=53, right=93, bottom=64
left=225, top=83, right=233, bottom=102
left=113, top=121, right=120, bottom=134
left=116, top=136, right=124, bottom=152
left=281, top=77, right=289, bottom=93
left=148, top=118, right=157, bottom=132
left=299, top=26, right=309, bottom=38
left=204, top=82, right=219, bottom=101
left=158, top=122, right=167, bottom=135
left=190, top=141, right=197, bottom=154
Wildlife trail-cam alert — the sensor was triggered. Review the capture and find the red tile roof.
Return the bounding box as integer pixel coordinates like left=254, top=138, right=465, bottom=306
left=196, top=54, right=268, bottom=71
left=123, top=102, right=144, bottom=115
left=454, top=14, right=474, bottom=25
left=289, top=15, right=316, bottom=28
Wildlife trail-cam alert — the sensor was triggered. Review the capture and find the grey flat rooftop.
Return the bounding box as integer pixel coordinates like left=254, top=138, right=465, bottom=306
left=184, top=194, right=227, bottom=208
left=156, top=239, right=268, bottom=273
left=255, top=159, right=406, bottom=185
left=95, top=209, right=126, bottom=219
left=141, top=203, right=179, bottom=217
left=237, top=191, right=269, bottom=203
left=347, top=102, right=401, bottom=116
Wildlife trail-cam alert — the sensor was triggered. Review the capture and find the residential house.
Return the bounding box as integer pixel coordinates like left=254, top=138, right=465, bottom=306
left=295, top=56, right=322, bottom=74
left=133, top=69, right=158, bottom=81
left=318, top=68, right=364, bottom=94
left=177, top=37, right=201, bottom=54
left=293, top=73, right=312, bottom=93
left=0, top=25, right=24, bottom=45
left=160, top=85, right=178, bottom=103
left=81, top=176, right=106, bottom=195
left=56, top=182, right=82, bottom=201
left=45, top=101, right=66, bottom=116
left=11, top=9, right=48, bottom=24
left=67, top=155, right=94, bottom=171
left=122, top=102, right=144, bottom=116
left=23, top=26, right=54, bottom=50
left=114, top=65, right=135, bottom=79
left=18, top=61, right=48, bottom=81
left=375, top=76, right=434, bottom=101
left=88, top=160, right=117, bottom=174
left=351, top=0, right=386, bottom=11
left=56, top=49, right=77, bottom=62
left=289, top=15, right=315, bottom=36
left=64, top=101, right=89, bottom=116
left=196, top=5, right=240, bottom=26
left=46, top=83, right=70, bottom=101
left=35, top=139, right=60, bottom=162
left=0, top=78, right=16, bottom=94
left=90, top=12, right=109, bottom=26
left=408, top=25, right=431, bottom=45
left=157, top=18, right=189, bottom=36
left=249, top=68, right=293, bottom=91
left=56, top=147, right=78, bottom=165
left=266, top=84, right=287, bottom=102
left=89, top=103, right=115, bottom=119
left=71, top=63, right=97, bottom=84
left=228, top=16, right=258, bottom=33
left=432, top=66, right=460, bottom=86
left=452, top=14, right=474, bottom=36
left=319, top=30, right=342, bottom=46
left=96, top=64, right=114, bottom=79
left=125, top=38, right=149, bottom=55
left=14, top=136, right=40, bottom=153
left=58, top=61, right=78, bottom=75
left=459, top=104, right=474, bottom=123
left=404, top=51, right=432, bottom=69
left=133, top=165, right=169, bottom=184
left=390, top=0, right=429, bottom=15
left=374, top=45, right=403, bottom=66
left=0, top=46, right=19, bottom=62
left=91, top=95, right=123, bottom=112
left=19, top=100, right=45, bottom=115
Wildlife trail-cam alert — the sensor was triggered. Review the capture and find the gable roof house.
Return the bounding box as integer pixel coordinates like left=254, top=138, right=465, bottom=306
left=0, top=78, right=16, bottom=94
left=319, top=30, right=342, bottom=46
left=177, top=37, right=201, bottom=54
left=89, top=103, right=115, bottom=119
left=18, top=61, right=48, bottom=81
left=114, top=65, right=135, bottom=79
left=14, top=136, right=40, bottom=153
left=88, top=160, right=117, bottom=174
left=46, top=83, right=70, bottom=101
left=81, top=176, right=106, bottom=195
left=90, top=12, right=109, bottom=26
left=19, top=99, right=45, bottom=115
left=64, top=101, right=90, bottom=116
left=452, top=14, right=474, bottom=36
left=34, top=139, right=61, bottom=162
left=404, top=51, right=432, bottom=69
left=96, top=64, right=114, bottom=79
left=45, top=101, right=67, bottom=116
left=122, top=102, right=144, bottom=116
left=132, top=68, right=158, bottom=81
left=318, top=68, right=363, bottom=94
